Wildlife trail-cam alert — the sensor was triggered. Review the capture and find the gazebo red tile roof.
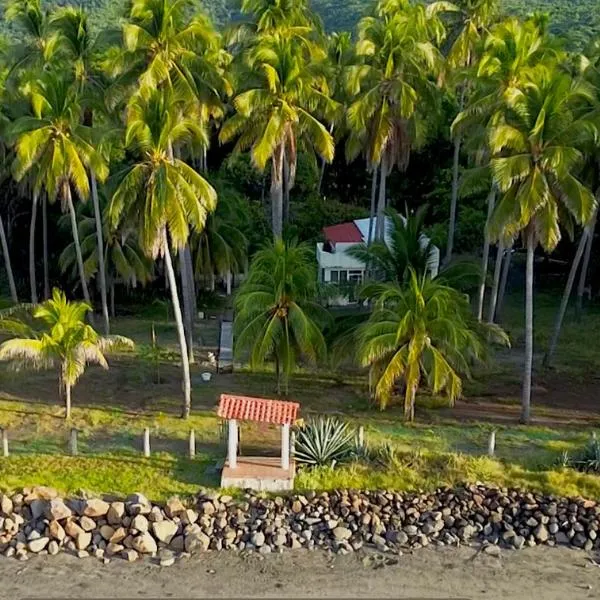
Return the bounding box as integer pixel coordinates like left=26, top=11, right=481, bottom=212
left=217, top=394, right=299, bottom=425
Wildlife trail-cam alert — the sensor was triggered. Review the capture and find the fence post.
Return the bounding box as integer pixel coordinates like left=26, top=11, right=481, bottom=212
left=69, top=428, right=78, bottom=456
left=143, top=428, right=150, bottom=457
left=1, top=429, right=8, bottom=457
left=488, top=430, right=496, bottom=457
left=358, top=426, right=365, bottom=448
left=189, top=430, right=196, bottom=459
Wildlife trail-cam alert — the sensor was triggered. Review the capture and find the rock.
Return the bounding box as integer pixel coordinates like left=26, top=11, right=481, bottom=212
left=534, top=524, right=549, bottom=543
left=184, top=531, right=210, bottom=553
left=77, top=550, right=90, bottom=559
left=403, top=525, right=419, bottom=537
left=0, top=495, right=13, bottom=516
left=251, top=532, right=265, bottom=547
left=512, top=535, right=525, bottom=550
left=83, top=499, right=110, bottom=518
left=107, top=502, right=125, bottom=525
left=80, top=516, right=97, bottom=532
left=483, top=544, right=501, bottom=557
left=199, top=501, right=216, bottom=516
left=109, top=527, right=127, bottom=544
left=572, top=533, right=587, bottom=548
left=122, top=548, right=139, bottom=562
left=332, top=526, right=352, bottom=541
left=47, top=499, right=72, bottom=521
left=99, top=525, right=115, bottom=541
left=27, top=537, right=49, bottom=553
left=25, top=486, right=58, bottom=501
left=170, top=535, right=185, bottom=552
left=49, top=520, right=66, bottom=542
left=131, top=514, right=149, bottom=533
left=132, top=532, right=157, bottom=554
left=106, top=543, right=125, bottom=555
left=152, top=520, right=178, bottom=544
left=128, top=494, right=151, bottom=515
left=159, top=549, right=176, bottom=567
left=76, top=532, right=92, bottom=551
left=65, top=519, right=85, bottom=539
left=48, top=541, right=59, bottom=556
left=165, top=497, right=186, bottom=518
left=30, top=500, right=47, bottom=520
left=387, top=530, right=409, bottom=545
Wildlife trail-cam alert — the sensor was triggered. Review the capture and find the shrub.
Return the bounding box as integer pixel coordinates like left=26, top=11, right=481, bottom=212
left=293, top=417, right=356, bottom=467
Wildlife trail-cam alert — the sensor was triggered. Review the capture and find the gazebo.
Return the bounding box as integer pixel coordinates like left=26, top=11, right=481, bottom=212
left=217, top=394, right=300, bottom=491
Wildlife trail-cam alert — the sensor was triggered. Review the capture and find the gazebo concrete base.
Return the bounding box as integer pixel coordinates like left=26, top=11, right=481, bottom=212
left=221, top=456, right=295, bottom=492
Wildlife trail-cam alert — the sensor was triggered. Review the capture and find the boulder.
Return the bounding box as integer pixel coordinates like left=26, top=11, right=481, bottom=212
left=132, top=532, right=157, bottom=554
left=27, top=537, right=49, bottom=553
left=107, top=502, right=125, bottom=525
left=83, top=499, right=110, bottom=518
left=47, top=499, right=72, bottom=521
left=184, top=531, right=210, bottom=553
left=152, top=520, right=178, bottom=544
left=131, top=514, right=149, bottom=533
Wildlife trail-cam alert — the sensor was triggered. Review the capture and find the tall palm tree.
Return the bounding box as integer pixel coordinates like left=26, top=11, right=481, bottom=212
left=444, top=0, right=499, bottom=263
left=109, top=88, right=217, bottom=419
left=50, top=6, right=112, bottom=332
left=488, top=65, right=597, bottom=423
left=234, top=239, right=328, bottom=394
left=356, top=270, right=507, bottom=420
left=11, top=72, right=108, bottom=313
left=0, top=289, right=133, bottom=419
left=346, top=0, right=446, bottom=241
left=220, top=33, right=335, bottom=238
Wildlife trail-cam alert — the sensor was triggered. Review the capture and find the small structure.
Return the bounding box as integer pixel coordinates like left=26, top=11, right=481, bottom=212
left=217, top=394, right=299, bottom=491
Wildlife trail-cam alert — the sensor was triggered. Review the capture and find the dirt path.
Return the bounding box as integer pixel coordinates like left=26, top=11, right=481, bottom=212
left=1, top=546, right=599, bottom=600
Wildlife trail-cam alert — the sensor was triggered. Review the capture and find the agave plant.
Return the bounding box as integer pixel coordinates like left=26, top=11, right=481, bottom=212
left=293, top=417, right=356, bottom=467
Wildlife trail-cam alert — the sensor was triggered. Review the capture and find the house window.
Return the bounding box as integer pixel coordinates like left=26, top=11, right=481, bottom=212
left=349, top=270, right=363, bottom=283
left=330, top=270, right=339, bottom=283
left=339, top=270, right=348, bottom=283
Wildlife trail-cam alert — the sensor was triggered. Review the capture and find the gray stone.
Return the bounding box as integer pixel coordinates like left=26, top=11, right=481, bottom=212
left=483, top=544, right=501, bottom=556
left=107, top=502, right=125, bottom=525
left=48, top=540, right=59, bottom=556
left=83, top=499, right=110, bottom=518
left=0, top=495, right=13, bottom=516
left=152, top=520, right=178, bottom=544
left=76, top=532, right=92, bottom=551
left=30, top=500, right=46, bottom=520
left=512, top=535, right=525, bottom=550
left=132, top=532, right=157, bottom=554
left=533, top=524, right=549, bottom=543
left=403, top=525, right=419, bottom=536
left=332, top=526, right=352, bottom=541
left=122, top=548, right=139, bottom=562
left=27, top=537, right=49, bottom=553
left=131, top=514, right=149, bottom=533
left=251, top=531, right=266, bottom=547
left=80, top=516, right=97, bottom=532
left=184, top=531, right=210, bottom=553
left=99, top=525, right=115, bottom=541
left=48, top=499, right=72, bottom=521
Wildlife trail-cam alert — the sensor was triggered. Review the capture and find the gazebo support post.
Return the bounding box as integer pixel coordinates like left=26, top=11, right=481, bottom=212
left=281, top=423, right=290, bottom=470
left=228, top=419, right=238, bottom=469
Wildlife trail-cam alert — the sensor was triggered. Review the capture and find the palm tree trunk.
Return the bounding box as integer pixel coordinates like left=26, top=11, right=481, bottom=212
left=66, top=186, right=93, bottom=311
left=404, top=384, right=416, bottom=422
left=90, top=173, right=110, bottom=334
left=367, top=164, right=378, bottom=247
left=110, top=280, right=115, bottom=318
left=0, top=213, right=18, bottom=304
left=521, top=225, right=535, bottom=424
left=60, top=367, right=71, bottom=420
left=271, top=144, right=284, bottom=239
left=576, top=207, right=597, bottom=318
left=376, top=156, right=388, bottom=241
left=179, top=247, right=195, bottom=365
left=476, top=188, right=496, bottom=321
left=42, top=193, right=49, bottom=299
left=496, top=244, right=512, bottom=322
left=283, top=153, right=290, bottom=225
left=487, top=239, right=504, bottom=323
left=543, top=228, right=589, bottom=367
left=184, top=244, right=196, bottom=324
left=29, top=190, right=38, bottom=304
left=163, top=230, right=192, bottom=419
left=445, top=135, right=462, bottom=264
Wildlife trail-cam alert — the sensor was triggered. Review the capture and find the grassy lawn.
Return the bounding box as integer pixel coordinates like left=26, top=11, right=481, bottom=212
left=0, top=292, right=598, bottom=501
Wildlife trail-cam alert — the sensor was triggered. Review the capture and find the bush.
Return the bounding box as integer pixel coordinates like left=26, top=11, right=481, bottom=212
left=293, top=417, right=357, bottom=467
left=555, top=434, right=600, bottom=473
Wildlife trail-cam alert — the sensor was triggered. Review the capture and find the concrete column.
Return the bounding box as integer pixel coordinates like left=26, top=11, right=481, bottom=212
left=226, top=271, right=232, bottom=296
left=228, top=419, right=237, bottom=469
left=281, top=423, right=290, bottom=470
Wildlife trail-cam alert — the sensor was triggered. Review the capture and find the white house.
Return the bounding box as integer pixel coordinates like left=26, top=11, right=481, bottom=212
left=316, top=216, right=440, bottom=296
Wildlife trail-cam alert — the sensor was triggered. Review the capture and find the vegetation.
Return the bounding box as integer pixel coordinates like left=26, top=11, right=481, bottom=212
left=293, top=416, right=357, bottom=466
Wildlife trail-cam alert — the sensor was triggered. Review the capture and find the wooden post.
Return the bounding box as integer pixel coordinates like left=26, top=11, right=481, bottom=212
left=358, top=426, right=365, bottom=448
left=488, top=430, right=496, bottom=457
left=228, top=419, right=237, bottom=469
left=290, top=430, right=296, bottom=458
left=281, top=423, right=290, bottom=470
left=69, top=428, right=78, bottom=456
left=189, top=429, right=196, bottom=458
left=0, top=429, right=8, bottom=457
left=143, top=427, right=150, bottom=457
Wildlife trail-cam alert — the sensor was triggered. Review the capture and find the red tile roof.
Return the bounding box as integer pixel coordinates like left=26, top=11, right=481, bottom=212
left=323, top=222, right=363, bottom=244
left=217, top=394, right=300, bottom=425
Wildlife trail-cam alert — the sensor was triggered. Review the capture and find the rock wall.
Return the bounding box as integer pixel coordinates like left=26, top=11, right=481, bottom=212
left=0, top=484, right=598, bottom=564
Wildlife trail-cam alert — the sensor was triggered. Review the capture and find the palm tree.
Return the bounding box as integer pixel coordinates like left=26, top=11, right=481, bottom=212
left=444, top=0, right=499, bottom=264
left=234, top=239, right=328, bottom=394
left=109, top=88, right=217, bottom=419
left=50, top=6, right=112, bottom=332
left=357, top=270, right=507, bottom=420
left=58, top=201, right=154, bottom=316
left=487, top=65, right=597, bottom=423
left=220, top=33, right=335, bottom=238
left=191, top=192, right=248, bottom=294
left=346, top=0, right=446, bottom=241
left=0, top=289, right=133, bottom=418
left=11, top=71, right=108, bottom=313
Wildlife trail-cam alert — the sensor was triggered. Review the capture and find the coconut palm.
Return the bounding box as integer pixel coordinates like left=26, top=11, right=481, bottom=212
left=345, top=0, right=446, bottom=241
left=444, top=0, right=499, bottom=264
left=50, top=5, right=113, bottom=332
left=191, top=192, right=248, bottom=294
left=356, top=270, right=508, bottom=420
left=220, top=33, right=336, bottom=238
left=0, top=289, right=133, bottom=418
left=109, top=88, right=217, bottom=419
left=10, top=71, right=108, bottom=313
left=234, top=239, right=329, bottom=394
left=487, top=65, right=597, bottom=423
